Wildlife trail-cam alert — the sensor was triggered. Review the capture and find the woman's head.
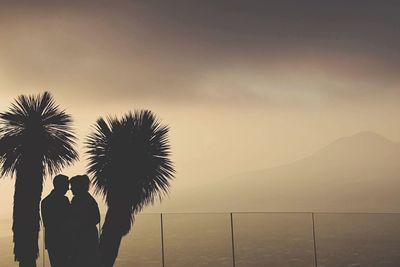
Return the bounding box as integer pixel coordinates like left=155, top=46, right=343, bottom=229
left=70, top=175, right=90, bottom=196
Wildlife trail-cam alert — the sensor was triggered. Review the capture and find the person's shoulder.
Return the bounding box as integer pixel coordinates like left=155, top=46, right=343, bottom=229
left=88, top=194, right=99, bottom=206
left=41, top=193, right=54, bottom=212
left=70, top=196, right=78, bottom=205
left=41, top=193, right=52, bottom=205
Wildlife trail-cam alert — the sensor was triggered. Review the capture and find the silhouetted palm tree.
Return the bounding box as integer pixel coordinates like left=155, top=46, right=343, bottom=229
left=0, top=92, right=78, bottom=267
left=86, top=110, right=175, bottom=267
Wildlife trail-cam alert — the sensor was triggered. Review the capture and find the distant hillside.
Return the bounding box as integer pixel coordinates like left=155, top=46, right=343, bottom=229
left=153, top=132, right=400, bottom=212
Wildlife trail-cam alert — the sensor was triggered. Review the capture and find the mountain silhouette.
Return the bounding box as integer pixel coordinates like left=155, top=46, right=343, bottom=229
left=155, top=131, right=400, bottom=212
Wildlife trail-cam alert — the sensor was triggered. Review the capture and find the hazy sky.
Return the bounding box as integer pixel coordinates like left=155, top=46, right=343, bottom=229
left=1, top=1, right=400, bottom=216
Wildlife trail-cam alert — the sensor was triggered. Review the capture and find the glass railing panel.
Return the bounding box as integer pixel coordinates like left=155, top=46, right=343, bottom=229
left=163, top=213, right=233, bottom=267
left=3, top=212, right=400, bottom=267
left=314, top=213, right=400, bottom=267
left=114, top=213, right=162, bottom=267
left=233, top=213, right=315, bottom=267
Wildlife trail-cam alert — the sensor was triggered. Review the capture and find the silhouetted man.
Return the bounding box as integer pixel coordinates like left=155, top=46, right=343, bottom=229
left=69, top=175, right=101, bottom=267
left=41, top=174, right=71, bottom=267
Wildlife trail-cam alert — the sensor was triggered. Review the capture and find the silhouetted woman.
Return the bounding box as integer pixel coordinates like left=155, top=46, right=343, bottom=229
left=69, top=175, right=102, bottom=267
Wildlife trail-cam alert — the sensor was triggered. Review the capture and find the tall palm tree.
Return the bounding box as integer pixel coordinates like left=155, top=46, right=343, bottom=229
left=86, top=110, right=175, bottom=267
left=0, top=92, right=78, bottom=267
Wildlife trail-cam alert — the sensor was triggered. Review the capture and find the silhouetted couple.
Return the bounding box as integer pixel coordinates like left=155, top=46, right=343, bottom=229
left=41, top=174, right=101, bottom=267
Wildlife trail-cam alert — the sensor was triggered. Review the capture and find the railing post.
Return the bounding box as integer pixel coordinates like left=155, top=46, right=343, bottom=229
left=230, top=212, right=236, bottom=267
left=161, top=213, right=165, bottom=267
left=312, top=213, right=318, bottom=267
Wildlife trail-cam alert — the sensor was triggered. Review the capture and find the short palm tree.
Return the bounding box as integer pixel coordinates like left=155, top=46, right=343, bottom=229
left=0, top=92, right=78, bottom=267
left=86, top=110, right=175, bottom=267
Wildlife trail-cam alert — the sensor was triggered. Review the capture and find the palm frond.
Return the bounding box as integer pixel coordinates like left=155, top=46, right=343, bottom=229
left=0, top=91, right=79, bottom=177
left=86, top=110, right=175, bottom=222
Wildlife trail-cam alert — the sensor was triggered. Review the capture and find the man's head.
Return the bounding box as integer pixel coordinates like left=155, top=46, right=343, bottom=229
left=70, top=175, right=90, bottom=196
left=53, top=174, right=69, bottom=195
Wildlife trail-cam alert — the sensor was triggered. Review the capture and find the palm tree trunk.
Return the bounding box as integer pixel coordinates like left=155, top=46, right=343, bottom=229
left=13, top=162, right=43, bottom=267
left=99, top=207, right=133, bottom=267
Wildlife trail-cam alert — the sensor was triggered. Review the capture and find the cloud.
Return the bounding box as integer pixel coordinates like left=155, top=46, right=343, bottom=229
left=0, top=1, right=400, bottom=107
